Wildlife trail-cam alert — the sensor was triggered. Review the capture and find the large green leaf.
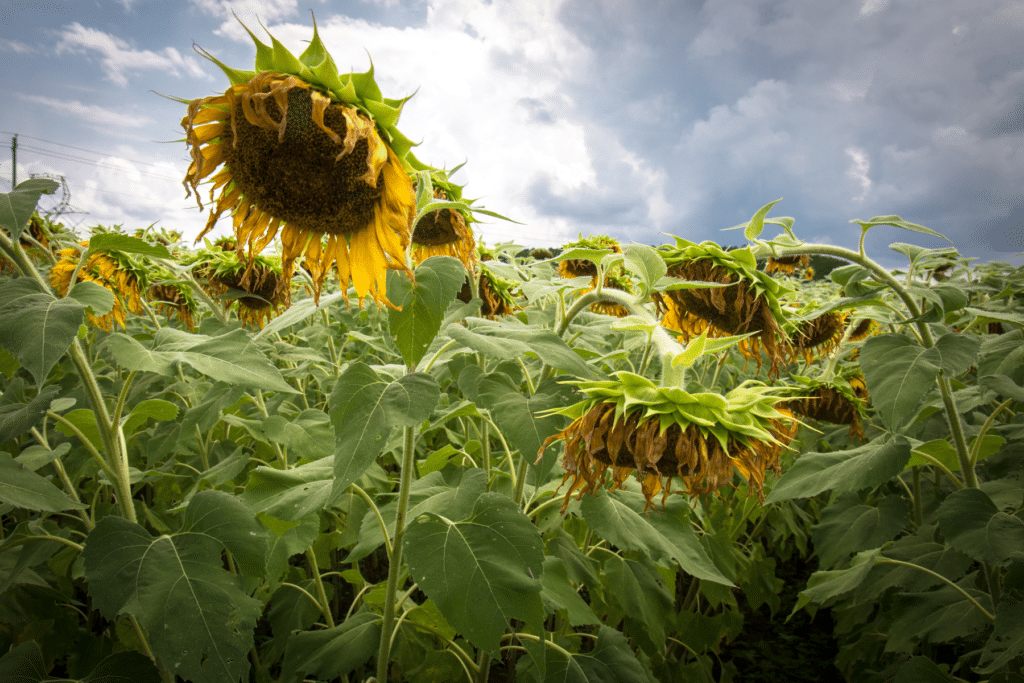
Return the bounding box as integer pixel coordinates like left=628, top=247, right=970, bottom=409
left=329, top=363, right=439, bottom=496
left=525, top=624, right=650, bottom=683
left=388, top=256, right=466, bottom=368
left=601, top=554, right=674, bottom=657
left=977, top=600, right=1024, bottom=674
left=0, top=385, right=59, bottom=444
left=403, top=492, right=545, bottom=651
left=539, top=556, right=600, bottom=626
left=104, top=334, right=176, bottom=375
left=622, top=244, right=667, bottom=294
left=0, top=640, right=161, bottom=683
left=456, top=318, right=598, bottom=379
left=261, top=409, right=333, bottom=459
left=347, top=468, right=486, bottom=563
left=861, top=525, right=972, bottom=598
left=278, top=613, right=382, bottom=683
left=0, top=452, right=85, bottom=512
left=83, top=491, right=267, bottom=683
left=886, top=584, right=993, bottom=653
left=66, top=280, right=115, bottom=316
left=242, top=457, right=341, bottom=521
left=86, top=233, right=172, bottom=259
left=174, top=329, right=298, bottom=394
left=0, top=178, right=58, bottom=240
left=811, top=494, right=910, bottom=569
left=765, top=437, right=911, bottom=502
left=795, top=548, right=881, bottom=612
left=0, top=279, right=85, bottom=385
left=860, top=334, right=940, bottom=431
left=471, top=373, right=574, bottom=483
left=937, top=488, right=1024, bottom=566
left=580, top=489, right=731, bottom=585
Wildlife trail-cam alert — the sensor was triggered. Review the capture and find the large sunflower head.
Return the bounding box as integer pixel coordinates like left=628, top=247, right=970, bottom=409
left=49, top=241, right=147, bottom=332
left=182, top=16, right=417, bottom=309
left=540, top=373, right=796, bottom=512
left=657, top=239, right=794, bottom=376
left=788, top=310, right=848, bottom=363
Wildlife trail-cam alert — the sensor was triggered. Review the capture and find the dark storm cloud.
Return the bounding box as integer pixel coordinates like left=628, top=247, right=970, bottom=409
left=550, top=0, right=1023, bottom=261
left=527, top=178, right=647, bottom=226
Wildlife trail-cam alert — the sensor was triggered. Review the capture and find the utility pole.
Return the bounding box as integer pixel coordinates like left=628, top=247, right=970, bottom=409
left=11, top=135, right=16, bottom=190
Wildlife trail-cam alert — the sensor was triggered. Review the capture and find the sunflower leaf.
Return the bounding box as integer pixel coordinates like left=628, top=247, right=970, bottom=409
left=937, top=488, right=1024, bottom=566
left=859, top=334, right=942, bottom=431
left=403, top=492, right=545, bottom=652
left=765, top=436, right=911, bottom=502
left=82, top=492, right=266, bottom=683
left=279, top=613, right=382, bottom=683
left=0, top=178, right=58, bottom=240
left=388, top=256, right=466, bottom=368
left=0, top=278, right=85, bottom=385
left=86, top=233, right=171, bottom=259
left=329, top=362, right=393, bottom=497
left=0, top=452, right=86, bottom=512
left=580, top=489, right=732, bottom=585
left=850, top=215, right=951, bottom=242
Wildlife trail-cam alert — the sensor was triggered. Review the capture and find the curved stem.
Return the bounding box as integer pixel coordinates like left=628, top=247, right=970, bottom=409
left=970, top=399, right=1014, bottom=468
left=876, top=557, right=994, bottom=620
left=350, top=483, right=392, bottom=559
left=909, top=449, right=964, bottom=489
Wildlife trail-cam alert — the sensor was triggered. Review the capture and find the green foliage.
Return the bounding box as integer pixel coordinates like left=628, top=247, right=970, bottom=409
left=2, top=185, right=1022, bottom=682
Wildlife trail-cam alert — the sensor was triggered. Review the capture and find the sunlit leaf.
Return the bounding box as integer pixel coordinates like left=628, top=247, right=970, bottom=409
left=766, top=437, right=911, bottom=502
left=388, top=256, right=466, bottom=368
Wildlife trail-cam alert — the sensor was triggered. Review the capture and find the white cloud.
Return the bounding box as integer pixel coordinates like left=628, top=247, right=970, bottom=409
left=859, top=0, right=890, bottom=18
left=55, top=23, right=211, bottom=87
left=189, top=0, right=305, bottom=39
left=845, top=146, right=872, bottom=203
left=0, top=39, right=34, bottom=54
left=249, top=0, right=595, bottom=246
left=18, top=94, right=153, bottom=129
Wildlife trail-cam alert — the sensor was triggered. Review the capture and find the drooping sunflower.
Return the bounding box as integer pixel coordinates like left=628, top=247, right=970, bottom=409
left=410, top=186, right=476, bottom=269
left=181, top=17, right=417, bottom=308
left=557, top=234, right=622, bottom=280
left=457, top=261, right=520, bottom=319
left=779, top=373, right=869, bottom=441
left=788, top=310, right=848, bottom=364
left=189, top=247, right=287, bottom=330
left=49, top=241, right=146, bottom=331
left=657, top=239, right=794, bottom=376
left=540, top=373, right=797, bottom=512
left=148, top=275, right=199, bottom=331
left=765, top=254, right=810, bottom=276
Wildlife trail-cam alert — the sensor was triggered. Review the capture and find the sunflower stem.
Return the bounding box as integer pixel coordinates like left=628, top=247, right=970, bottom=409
left=750, top=243, right=977, bottom=487
left=305, top=547, right=335, bottom=628
left=376, top=423, right=417, bottom=682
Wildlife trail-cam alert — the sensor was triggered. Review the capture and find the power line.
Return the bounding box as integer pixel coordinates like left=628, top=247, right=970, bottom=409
left=16, top=145, right=182, bottom=182
left=0, top=131, right=184, bottom=174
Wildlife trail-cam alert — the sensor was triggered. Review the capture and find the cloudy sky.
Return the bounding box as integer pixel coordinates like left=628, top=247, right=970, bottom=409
left=1, top=0, right=1022, bottom=265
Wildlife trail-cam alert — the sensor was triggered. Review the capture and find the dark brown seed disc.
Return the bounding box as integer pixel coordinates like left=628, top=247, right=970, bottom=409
left=223, top=87, right=381, bottom=236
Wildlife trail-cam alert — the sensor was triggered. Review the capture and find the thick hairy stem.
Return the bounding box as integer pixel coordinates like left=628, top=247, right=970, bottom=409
left=376, top=424, right=417, bottom=682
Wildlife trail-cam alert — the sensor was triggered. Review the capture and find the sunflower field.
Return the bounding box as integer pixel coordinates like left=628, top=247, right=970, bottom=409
left=1, top=17, right=1024, bottom=683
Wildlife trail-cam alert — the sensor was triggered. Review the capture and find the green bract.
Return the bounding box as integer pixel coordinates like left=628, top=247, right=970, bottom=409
left=549, top=371, right=794, bottom=451
left=195, top=15, right=416, bottom=159
left=658, top=237, right=794, bottom=333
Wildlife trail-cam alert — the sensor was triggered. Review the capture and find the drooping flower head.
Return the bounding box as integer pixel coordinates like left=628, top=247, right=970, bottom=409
left=409, top=163, right=477, bottom=270
left=182, top=16, right=417, bottom=308
left=457, top=261, right=520, bottom=319
left=788, top=310, right=848, bottom=364
left=188, top=247, right=288, bottom=330
left=148, top=274, right=200, bottom=331
left=765, top=253, right=810, bottom=276
left=540, top=373, right=797, bottom=512
left=49, top=241, right=147, bottom=332
left=779, top=372, right=869, bottom=441
left=656, top=239, right=794, bottom=376
left=555, top=235, right=635, bottom=316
